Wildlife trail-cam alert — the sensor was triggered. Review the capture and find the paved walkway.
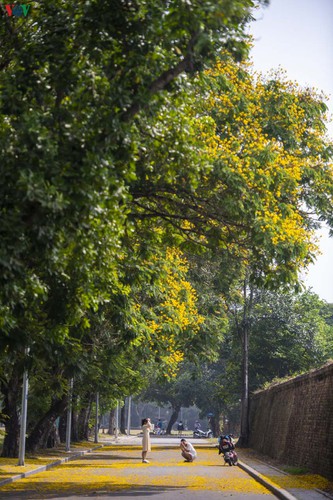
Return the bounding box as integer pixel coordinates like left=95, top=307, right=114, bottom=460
left=0, top=444, right=276, bottom=499
left=0, top=436, right=332, bottom=500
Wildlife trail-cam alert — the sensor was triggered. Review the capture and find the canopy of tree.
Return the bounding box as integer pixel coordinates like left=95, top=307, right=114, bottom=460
left=1, top=0, right=333, bottom=456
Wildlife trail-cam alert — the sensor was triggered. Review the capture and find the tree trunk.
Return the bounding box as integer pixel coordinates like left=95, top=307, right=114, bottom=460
left=208, top=414, right=220, bottom=437
left=46, top=423, right=60, bottom=448
left=26, top=395, right=67, bottom=453
left=166, top=405, right=180, bottom=434
left=108, top=408, right=116, bottom=435
left=77, top=397, right=93, bottom=441
left=120, top=402, right=126, bottom=434
left=1, top=373, right=21, bottom=458
left=58, top=414, right=67, bottom=443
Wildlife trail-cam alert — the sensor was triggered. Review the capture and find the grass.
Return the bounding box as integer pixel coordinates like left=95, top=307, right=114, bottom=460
left=281, top=465, right=309, bottom=475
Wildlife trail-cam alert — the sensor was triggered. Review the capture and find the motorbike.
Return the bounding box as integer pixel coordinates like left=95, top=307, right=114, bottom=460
left=218, top=435, right=238, bottom=466
left=223, top=449, right=238, bottom=466
left=193, top=428, right=213, bottom=438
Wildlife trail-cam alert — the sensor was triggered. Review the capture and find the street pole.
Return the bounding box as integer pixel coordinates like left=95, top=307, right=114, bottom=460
left=94, top=392, right=99, bottom=444
left=65, top=378, right=73, bottom=452
left=18, top=348, right=29, bottom=466
left=115, top=402, right=119, bottom=439
left=127, top=396, right=131, bottom=436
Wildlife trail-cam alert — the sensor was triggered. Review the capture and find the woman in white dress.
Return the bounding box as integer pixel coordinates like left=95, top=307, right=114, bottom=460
left=180, top=438, right=197, bottom=462
left=141, top=418, right=152, bottom=463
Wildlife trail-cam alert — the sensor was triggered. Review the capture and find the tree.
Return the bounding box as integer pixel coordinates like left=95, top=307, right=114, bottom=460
left=195, top=57, right=333, bottom=444
left=140, top=364, right=199, bottom=434
left=0, top=0, right=266, bottom=456
left=19, top=244, right=206, bottom=451
left=248, top=289, right=333, bottom=385
left=199, top=59, right=333, bottom=283
left=169, top=287, right=333, bottom=440
left=0, top=1, right=265, bottom=335
left=227, top=282, right=333, bottom=445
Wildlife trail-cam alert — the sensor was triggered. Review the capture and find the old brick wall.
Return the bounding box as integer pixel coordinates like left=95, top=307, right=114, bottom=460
left=248, top=361, right=333, bottom=480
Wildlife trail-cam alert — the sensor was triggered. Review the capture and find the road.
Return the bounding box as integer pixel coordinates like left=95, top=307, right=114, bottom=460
left=0, top=443, right=278, bottom=499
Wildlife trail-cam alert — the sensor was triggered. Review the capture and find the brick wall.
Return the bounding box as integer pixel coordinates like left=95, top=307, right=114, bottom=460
left=248, top=361, right=333, bottom=480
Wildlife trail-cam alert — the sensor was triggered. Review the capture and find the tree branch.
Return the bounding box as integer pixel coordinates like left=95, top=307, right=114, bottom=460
left=122, top=32, right=199, bottom=121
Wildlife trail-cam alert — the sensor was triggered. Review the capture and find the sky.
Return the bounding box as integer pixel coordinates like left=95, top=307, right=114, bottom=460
left=249, top=0, right=333, bottom=303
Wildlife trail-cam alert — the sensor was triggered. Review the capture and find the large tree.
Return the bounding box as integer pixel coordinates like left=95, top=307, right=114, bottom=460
left=0, top=0, right=266, bottom=330
left=0, top=0, right=266, bottom=456
left=196, top=58, right=333, bottom=444
left=175, top=287, right=333, bottom=439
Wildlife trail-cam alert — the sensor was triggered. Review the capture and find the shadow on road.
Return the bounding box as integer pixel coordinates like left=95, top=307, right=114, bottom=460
left=73, top=453, right=142, bottom=462
left=0, top=481, right=186, bottom=498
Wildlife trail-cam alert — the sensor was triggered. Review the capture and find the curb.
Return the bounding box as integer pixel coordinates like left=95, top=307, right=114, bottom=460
left=238, top=455, right=333, bottom=500
left=238, top=460, right=298, bottom=500
left=0, top=445, right=104, bottom=487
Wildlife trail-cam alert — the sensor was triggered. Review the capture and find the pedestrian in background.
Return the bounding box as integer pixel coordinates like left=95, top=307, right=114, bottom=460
left=156, top=418, right=163, bottom=434
left=141, top=417, right=152, bottom=463
left=177, top=420, right=184, bottom=436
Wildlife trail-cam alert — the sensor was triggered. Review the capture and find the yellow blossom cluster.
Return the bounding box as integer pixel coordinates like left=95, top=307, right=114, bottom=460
left=132, top=248, right=204, bottom=378
left=200, top=57, right=333, bottom=272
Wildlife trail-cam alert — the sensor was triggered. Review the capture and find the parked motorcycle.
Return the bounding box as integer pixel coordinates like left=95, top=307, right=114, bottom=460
left=193, top=428, right=213, bottom=438
left=218, top=435, right=238, bottom=466
left=223, top=449, right=238, bottom=466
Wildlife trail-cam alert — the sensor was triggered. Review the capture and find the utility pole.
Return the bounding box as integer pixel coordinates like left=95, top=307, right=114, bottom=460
left=65, top=378, right=74, bottom=452
left=115, top=402, right=119, bottom=439
left=18, top=348, right=29, bottom=466
left=127, top=396, right=132, bottom=436
left=238, top=274, right=253, bottom=447
left=94, top=392, right=99, bottom=443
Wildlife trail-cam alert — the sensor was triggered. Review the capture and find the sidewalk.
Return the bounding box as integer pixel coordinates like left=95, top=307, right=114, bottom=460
left=0, top=435, right=142, bottom=487
left=0, top=441, right=106, bottom=486
left=237, top=449, right=333, bottom=500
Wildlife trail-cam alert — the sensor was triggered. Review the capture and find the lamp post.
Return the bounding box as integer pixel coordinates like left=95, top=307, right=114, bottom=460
left=94, top=392, right=99, bottom=443
left=65, top=378, right=73, bottom=452
left=127, top=396, right=131, bottom=436
left=18, top=348, right=30, bottom=466
left=115, top=401, right=119, bottom=439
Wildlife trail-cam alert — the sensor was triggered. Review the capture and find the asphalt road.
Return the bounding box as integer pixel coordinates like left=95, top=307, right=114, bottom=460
left=0, top=445, right=278, bottom=499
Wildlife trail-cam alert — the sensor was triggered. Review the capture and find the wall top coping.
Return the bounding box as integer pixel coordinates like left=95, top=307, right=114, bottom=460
left=252, top=360, right=333, bottom=397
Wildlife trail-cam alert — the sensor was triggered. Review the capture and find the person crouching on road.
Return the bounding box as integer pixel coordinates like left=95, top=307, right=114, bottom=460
left=180, top=438, right=197, bottom=462
left=141, top=418, right=152, bottom=463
